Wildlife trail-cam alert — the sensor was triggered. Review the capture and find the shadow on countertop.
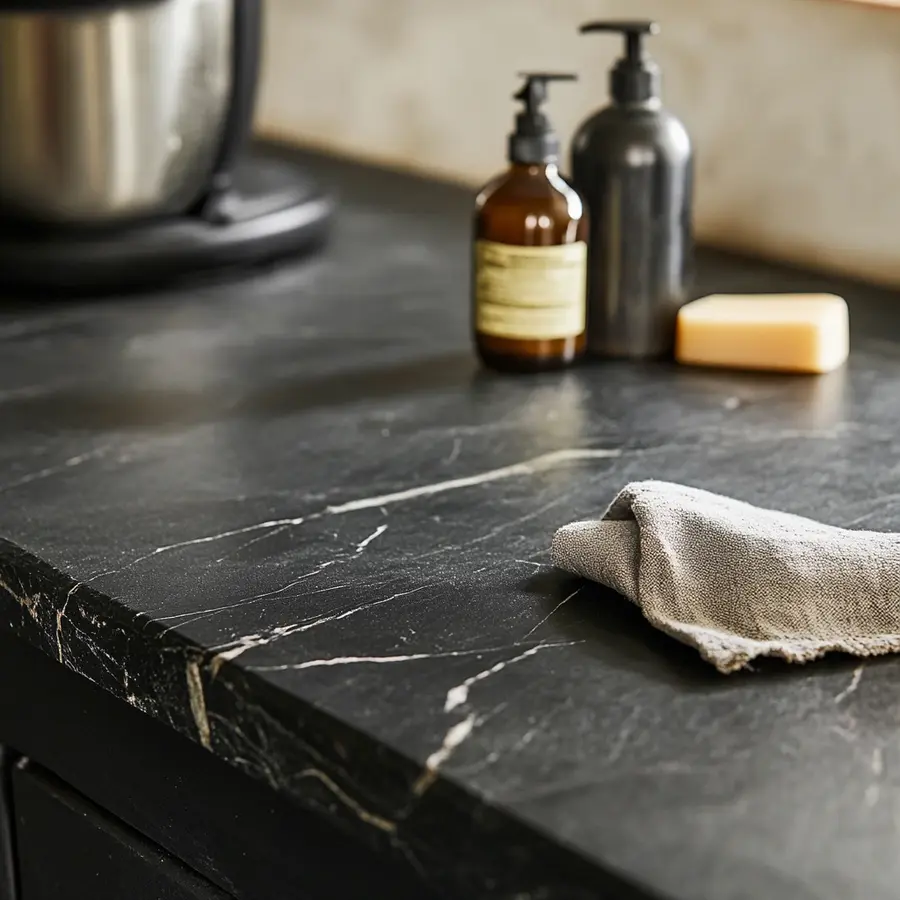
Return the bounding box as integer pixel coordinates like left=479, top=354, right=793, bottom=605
left=520, top=568, right=879, bottom=689
left=0, top=351, right=478, bottom=432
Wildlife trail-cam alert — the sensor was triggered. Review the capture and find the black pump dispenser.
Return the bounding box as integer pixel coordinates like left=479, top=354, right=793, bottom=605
left=579, top=19, right=659, bottom=103
left=581, top=21, right=660, bottom=104
left=570, top=20, right=694, bottom=359
left=508, top=73, right=576, bottom=164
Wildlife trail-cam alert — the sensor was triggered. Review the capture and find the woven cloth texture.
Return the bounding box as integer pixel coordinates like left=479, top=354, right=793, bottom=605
left=551, top=481, right=900, bottom=673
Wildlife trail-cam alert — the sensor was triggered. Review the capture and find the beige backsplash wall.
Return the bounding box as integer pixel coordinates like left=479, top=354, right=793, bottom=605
left=258, top=0, right=900, bottom=286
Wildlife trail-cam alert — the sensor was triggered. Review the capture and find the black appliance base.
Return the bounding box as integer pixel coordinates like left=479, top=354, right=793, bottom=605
left=0, top=151, right=334, bottom=294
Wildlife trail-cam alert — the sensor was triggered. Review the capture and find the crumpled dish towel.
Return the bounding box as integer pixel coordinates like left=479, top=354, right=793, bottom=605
left=551, top=481, right=900, bottom=673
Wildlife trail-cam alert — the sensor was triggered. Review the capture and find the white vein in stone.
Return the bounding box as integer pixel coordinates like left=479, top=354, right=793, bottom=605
left=444, top=641, right=582, bottom=713
left=185, top=659, right=212, bottom=749
left=288, top=584, right=429, bottom=633
left=251, top=644, right=508, bottom=673
left=835, top=664, right=865, bottom=704
left=55, top=583, right=80, bottom=664
left=297, top=768, right=395, bottom=833
left=145, top=516, right=307, bottom=560
left=443, top=437, right=462, bottom=465
left=521, top=586, right=582, bottom=639
left=91, top=516, right=307, bottom=580
left=355, top=524, right=387, bottom=553
left=92, top=446, right=618, bottom=578
left=215, top=523, right=292, bottom=562
left=325, top=448, right=621, bottom=515
left=157, top=561, right=335, bottom=624
left=258, top=653, right=441, bottom=672
left=209, top=585, right=430, bottom=673
left=413, top=714, right=478, bottom=796
left=0, top=574, right=39, bottom=621
left=0, top=446, right=110, bottom=493
left=513, top=559, right=545, bottom=570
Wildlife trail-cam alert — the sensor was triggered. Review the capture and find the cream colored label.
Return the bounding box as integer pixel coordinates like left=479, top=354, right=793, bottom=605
left=474, top=240, right=587, bottom=340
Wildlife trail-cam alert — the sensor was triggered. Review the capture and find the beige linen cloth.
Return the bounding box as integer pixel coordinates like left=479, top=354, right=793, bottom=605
left=551, top=481, right=900, bottom=673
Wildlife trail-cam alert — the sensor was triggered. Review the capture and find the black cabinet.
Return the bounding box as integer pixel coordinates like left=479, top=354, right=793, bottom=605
left=12, top=760, right=232, bottom=900
left=0, top=635, right=433, bottom=900
left=0, top=748, right=15, bottom=900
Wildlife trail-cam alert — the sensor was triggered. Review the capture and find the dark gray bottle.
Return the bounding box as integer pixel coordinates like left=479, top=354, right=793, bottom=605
left=571, top=20, right=693, bottom=359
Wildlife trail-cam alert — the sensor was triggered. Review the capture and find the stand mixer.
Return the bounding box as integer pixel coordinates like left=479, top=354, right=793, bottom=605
left=0, top=0, right=332, bottom=291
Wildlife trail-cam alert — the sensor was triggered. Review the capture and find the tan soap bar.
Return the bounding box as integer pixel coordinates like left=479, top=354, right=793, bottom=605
left=675, top=293, right=849, bottom=374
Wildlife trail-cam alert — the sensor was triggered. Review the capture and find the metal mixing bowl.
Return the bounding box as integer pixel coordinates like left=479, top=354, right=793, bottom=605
left=0, top=0, right=234, bottom=225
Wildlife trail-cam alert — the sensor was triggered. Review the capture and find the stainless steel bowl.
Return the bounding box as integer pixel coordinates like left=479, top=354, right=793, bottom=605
left=0, top=0, right=234, bottom=225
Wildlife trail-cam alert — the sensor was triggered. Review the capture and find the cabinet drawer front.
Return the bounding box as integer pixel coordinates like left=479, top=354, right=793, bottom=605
left=13, top=761, right=231, bottom=900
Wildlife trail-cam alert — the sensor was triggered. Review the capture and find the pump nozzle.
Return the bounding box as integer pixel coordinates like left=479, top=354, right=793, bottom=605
left=579, top=20, right=661, bottom=104
left=514, top=72, right=576, bottom=113
left=508, top=72, right=576, bottom=165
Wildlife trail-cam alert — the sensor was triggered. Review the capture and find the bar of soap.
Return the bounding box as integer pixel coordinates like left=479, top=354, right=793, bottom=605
left=675, top=293, right=849, bottom=374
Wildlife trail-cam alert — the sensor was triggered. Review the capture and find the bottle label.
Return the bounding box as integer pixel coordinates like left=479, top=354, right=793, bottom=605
left=474, top=240, right=587, bottom=340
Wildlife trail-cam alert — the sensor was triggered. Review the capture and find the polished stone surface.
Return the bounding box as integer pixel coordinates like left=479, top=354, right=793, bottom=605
left=2, top=145, right=900, bottom=900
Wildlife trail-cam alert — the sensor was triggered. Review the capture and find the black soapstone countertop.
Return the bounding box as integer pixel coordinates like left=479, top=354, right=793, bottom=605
left=2, top=144, right=900, bottom=900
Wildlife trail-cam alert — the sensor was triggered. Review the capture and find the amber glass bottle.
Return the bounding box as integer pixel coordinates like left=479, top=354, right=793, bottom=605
left=473, top=74, right=588, bottom=373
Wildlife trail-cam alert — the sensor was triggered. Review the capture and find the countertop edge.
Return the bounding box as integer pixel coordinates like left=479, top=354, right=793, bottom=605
left=0, top=538, right=659, bottom=900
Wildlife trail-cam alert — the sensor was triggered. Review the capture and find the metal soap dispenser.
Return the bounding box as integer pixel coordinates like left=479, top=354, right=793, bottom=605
left=571, top=20, right=693, bottom=359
